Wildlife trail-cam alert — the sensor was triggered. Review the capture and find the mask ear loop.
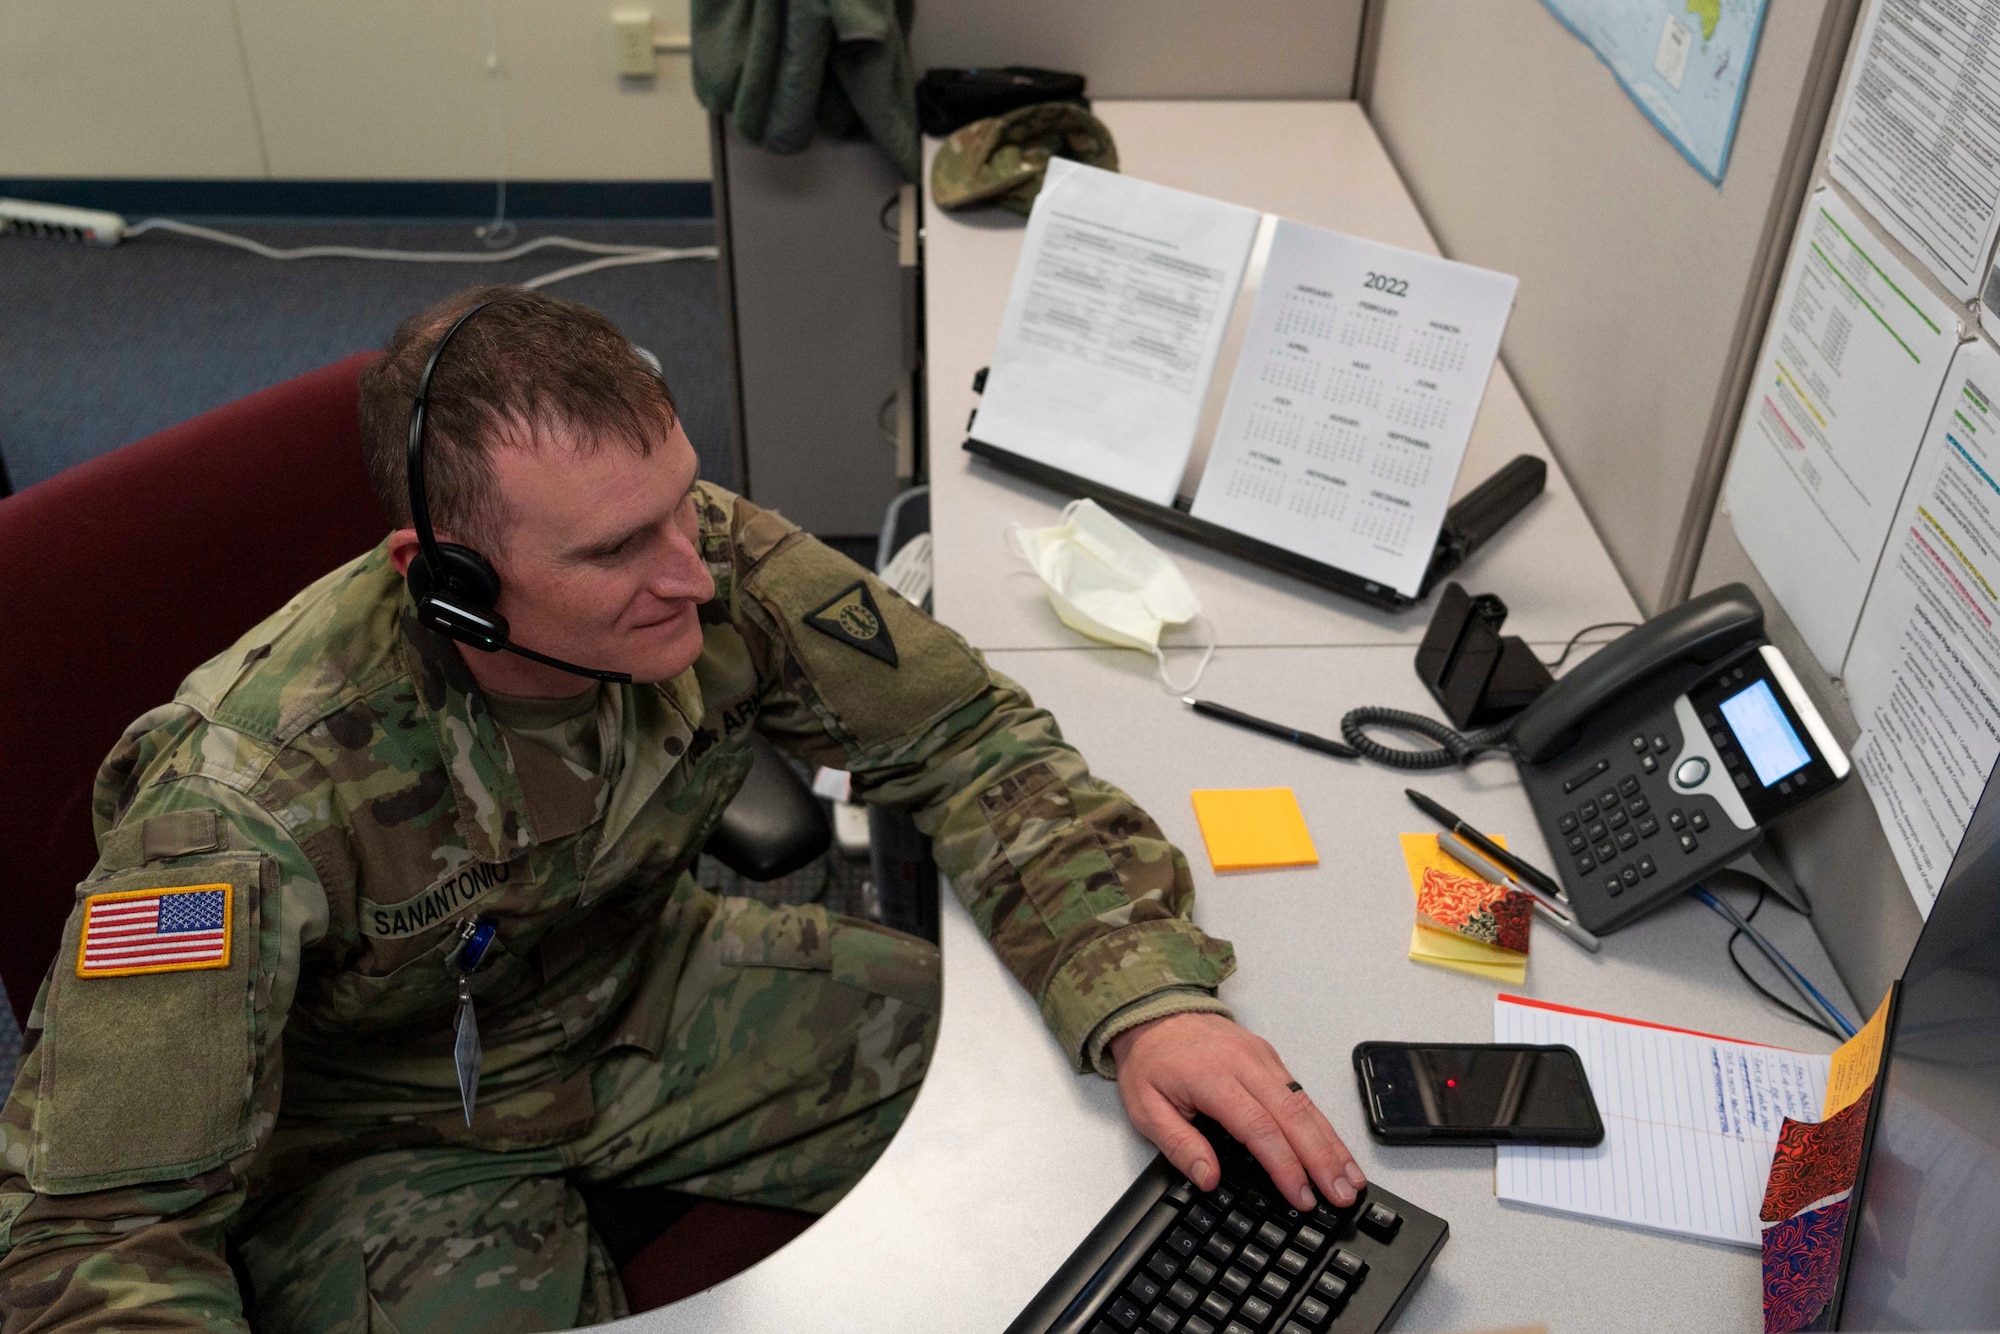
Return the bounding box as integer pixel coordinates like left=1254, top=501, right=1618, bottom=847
left=1154, top=613, right=1216, bottom=694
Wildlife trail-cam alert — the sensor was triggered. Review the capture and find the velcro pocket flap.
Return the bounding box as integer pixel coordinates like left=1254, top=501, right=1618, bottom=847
left=31, top=853, right=264, bottom=1193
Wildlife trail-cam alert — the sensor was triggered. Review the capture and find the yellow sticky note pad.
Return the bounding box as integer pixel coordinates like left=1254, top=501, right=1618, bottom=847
left=1823, top=988, right=1894, bottom=1119
left=1190, top=788, right=1318, bottom=871
left=1399, top=832, right=1527, bottom=985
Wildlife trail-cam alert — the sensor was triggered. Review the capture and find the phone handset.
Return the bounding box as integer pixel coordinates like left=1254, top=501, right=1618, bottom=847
left=1507, top=584, right=1765, bottom=764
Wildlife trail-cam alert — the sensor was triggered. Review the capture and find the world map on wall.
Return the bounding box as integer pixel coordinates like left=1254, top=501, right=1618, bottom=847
left=1540, top=0, right=1772, bottom=183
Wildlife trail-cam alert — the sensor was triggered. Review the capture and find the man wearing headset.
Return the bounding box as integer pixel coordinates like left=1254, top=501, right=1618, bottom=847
left=0, top=287, right=1364, bottom=1334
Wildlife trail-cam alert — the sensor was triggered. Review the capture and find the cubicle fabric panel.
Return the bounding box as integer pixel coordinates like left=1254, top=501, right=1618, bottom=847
left=0, top=353, right=383, bottom=1025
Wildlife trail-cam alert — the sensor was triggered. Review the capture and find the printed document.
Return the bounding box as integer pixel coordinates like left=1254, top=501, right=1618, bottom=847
left=1830, top=0, right=2000, bottom=301
left=971, top=159, right=1260, bottom=504
left=1844, top=338, right=2000, bottom=918
left=1723, top=189, right=1960, bottom=671
left=1189, top=220, right=1518, bottom=597
left=1494, top=995, right=1830, bottom=1248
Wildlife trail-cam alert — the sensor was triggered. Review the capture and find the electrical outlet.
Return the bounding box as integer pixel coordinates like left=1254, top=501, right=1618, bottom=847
left=612, top=8, right=655, bottom=77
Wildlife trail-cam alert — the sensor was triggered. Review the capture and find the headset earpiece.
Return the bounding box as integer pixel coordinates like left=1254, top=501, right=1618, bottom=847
left=408, top=541, right=503, bottom=611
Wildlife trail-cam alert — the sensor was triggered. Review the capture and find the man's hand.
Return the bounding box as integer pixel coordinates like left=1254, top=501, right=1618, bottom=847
left=1108, top=1011, right=1366, bottom=1210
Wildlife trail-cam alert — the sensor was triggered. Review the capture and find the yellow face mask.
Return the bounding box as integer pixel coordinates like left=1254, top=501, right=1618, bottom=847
left=1009, top=499, right=1215, bottom=692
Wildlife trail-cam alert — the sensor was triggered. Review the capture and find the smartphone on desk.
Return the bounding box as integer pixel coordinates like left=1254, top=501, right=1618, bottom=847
left=1353, top=1041, right=1603, bottom=1146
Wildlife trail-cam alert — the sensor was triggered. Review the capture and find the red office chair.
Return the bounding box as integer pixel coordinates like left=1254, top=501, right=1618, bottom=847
left=0, top=355, right=811, bottom=1313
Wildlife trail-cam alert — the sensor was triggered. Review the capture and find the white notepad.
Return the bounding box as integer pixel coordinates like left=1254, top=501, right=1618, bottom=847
left=1493, top=995, right=1831, bottom=1247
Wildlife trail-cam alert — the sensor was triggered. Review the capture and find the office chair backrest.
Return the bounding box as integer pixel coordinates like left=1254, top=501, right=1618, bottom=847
left=0, top=353, right=385, bottom=1025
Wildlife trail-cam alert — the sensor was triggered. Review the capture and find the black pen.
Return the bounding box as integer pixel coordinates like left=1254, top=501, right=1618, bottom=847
left=1183, top=697, right=1359, bottom=760
left=1405, top=788, right=1570, bottom=903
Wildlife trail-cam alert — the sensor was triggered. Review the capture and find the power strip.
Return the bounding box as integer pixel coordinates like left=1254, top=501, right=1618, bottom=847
left=0, top=197, right=125, bottom=244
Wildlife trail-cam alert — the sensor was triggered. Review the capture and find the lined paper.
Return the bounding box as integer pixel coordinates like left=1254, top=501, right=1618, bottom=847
left=1494, top=996, right=1831, bottom=1247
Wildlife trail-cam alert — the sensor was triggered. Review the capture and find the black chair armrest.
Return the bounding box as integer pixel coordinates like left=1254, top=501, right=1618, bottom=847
left=704, top=733, right=832, bottom=882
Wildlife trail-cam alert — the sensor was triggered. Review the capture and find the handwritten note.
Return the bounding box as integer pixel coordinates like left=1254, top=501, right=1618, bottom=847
left=1494, top=995, right=1831, bottom=1247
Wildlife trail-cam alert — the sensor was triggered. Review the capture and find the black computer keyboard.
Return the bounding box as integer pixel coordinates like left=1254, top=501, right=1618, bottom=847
left=1003, top=1125, right=1448, bottom=1334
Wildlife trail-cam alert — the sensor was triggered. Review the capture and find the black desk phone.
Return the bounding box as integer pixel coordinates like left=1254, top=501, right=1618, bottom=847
left=1508, top=584, right=1850, bottom=934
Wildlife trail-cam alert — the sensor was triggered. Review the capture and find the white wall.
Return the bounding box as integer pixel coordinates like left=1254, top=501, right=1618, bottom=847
left=0, top=0, right=709, bottom=180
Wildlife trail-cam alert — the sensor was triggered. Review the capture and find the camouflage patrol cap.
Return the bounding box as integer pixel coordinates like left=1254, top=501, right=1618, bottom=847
left=930, top=103, right=1119, bottom=215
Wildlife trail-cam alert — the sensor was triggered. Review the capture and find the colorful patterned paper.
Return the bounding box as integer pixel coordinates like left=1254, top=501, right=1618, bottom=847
left=1416, top=865, right=1532, bottom=955
left=1760, top=1086, right=1873, bottom=1223
left=1762, top=1199, right=1848, bottom=1333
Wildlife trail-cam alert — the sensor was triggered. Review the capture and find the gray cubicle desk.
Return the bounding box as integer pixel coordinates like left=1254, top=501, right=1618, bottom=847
left=631, top=646, right=1856, bottom=1334
left=923, top=101, right=1641, bottom=653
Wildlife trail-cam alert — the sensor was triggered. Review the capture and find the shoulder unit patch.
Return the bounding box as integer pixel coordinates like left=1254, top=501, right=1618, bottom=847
left=803, top=581, right=899, bottom=667
left=77, top=883, right=233, bottom=978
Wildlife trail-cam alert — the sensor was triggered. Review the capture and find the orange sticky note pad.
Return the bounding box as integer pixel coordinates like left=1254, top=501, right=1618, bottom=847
left=1190, top=788, right=1318, bottom=871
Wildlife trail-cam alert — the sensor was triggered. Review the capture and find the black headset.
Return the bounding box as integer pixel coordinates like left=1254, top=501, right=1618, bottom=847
left=404, top=299, right=633, bottom=684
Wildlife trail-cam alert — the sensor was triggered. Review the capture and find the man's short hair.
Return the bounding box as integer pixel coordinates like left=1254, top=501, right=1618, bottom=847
left=358, top=286, right=678, bottom=552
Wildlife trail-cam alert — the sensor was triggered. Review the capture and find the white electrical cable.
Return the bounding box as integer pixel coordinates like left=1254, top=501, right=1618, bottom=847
left=121, top=217, right=715, bottom=288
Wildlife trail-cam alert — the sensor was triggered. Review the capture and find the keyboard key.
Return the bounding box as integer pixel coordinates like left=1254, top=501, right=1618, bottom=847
left=1203, top=1234, right=1237, bottom=1263
left=1146, top=1304, right=1181, bottom=1332
left=1618, top=774, right=1641, bottom=796
left=1222, top=1210, right=1255, bottom=1238
left=1183, top=1320, right=1216, bottom=1334
left=1254, top=1221, right=1289, bottom=1250
left=1282, top=1323, right=1312, bottom=1334
left=1166, top=1227, right=1200, bottom=1259
left=1208, top=1187, right=1236, bottom=1212
left=1558, top=812, right=1579, bottom=834
left=1359, top=1201, right=1401, bottom=1240
left=1168, top=1280, right=1199, bottom=1309
left=1223, top=1324, right=1256, bottom=1334
left=1092, top=1322, right=1121, bottom=1334
left=1313, top=1272, right=1349, bottom=1305
left=1186, top=1205, right=1217, bottom=1235
left=1327, top=1248, right=1368, bottom=1281
left=1148, top=1250, right=1181, bottom=1282
left=1129, top=1274, right=1163, bottom=1305
left=1292, top=1224, right=1326, bottom=1252
left=1167, top=1181, right=1196, bottom=1207
left=1295, top=1295, right=1332, bottom=1327
left=1108, top=1296, right=1144, bottom=1329
left=1237, top=1242, right=1271, bottom=1272
left=1200, top=1291, right=1234, bottom=1323
left=1184, top=1256, right=1218, bottom=1287
left=1241, top=1190, right=1272, bottom=1216
left=1218, top=1267, right=1253, bottom=1297
left=1257, top=1270, right=1291, bottom=1301
left=1274, top=1247, right=1309, bottom=1276
left=1240, top=1295, right=1274, bottom=1325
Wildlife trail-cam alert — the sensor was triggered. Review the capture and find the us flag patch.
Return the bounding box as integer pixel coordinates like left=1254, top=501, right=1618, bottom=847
left=76, top=883, right=233, bottom=978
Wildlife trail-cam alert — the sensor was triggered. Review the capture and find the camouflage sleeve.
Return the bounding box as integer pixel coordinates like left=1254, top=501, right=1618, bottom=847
left=702, top=487, right=1236, bottom=1072
left=0, top=708, right=325, bottom=1334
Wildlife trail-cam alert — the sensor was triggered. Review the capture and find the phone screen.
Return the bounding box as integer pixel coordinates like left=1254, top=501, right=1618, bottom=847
left=1362, top=1044, right=1597, bottom=1135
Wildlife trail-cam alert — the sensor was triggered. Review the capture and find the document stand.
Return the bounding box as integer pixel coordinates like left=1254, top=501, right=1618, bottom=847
left=963, top=437, right=1547, bottom=611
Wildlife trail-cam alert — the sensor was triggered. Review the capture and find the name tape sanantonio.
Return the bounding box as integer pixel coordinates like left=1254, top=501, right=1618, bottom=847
left=361, top=859, right=511, bottom=939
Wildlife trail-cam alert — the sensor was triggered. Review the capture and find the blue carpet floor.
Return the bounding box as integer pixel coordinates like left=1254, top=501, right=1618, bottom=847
left=0, top=218, right=730, bottom=494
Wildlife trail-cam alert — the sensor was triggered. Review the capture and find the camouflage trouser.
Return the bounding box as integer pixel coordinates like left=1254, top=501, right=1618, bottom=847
left=236, top=893, right=939, bottom=1334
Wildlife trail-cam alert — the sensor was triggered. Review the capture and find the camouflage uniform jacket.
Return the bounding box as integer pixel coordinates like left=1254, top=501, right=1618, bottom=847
left=0, top=484, right=1234, bottom=1332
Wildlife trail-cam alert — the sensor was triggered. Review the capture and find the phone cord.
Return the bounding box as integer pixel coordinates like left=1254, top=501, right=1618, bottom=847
left=1338, top=706, right=1516, bottom=770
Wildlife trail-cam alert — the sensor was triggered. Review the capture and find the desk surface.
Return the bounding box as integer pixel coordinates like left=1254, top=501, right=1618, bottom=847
left=626, top=98, right=1838, bottom=1334
left=633, top=647, right=1856, bottom=1334
left=923, top=101, right=1641, bottom=652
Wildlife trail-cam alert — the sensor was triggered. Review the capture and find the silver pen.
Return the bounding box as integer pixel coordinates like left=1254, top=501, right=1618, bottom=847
left=1436, top=833, right=1602, bottom=954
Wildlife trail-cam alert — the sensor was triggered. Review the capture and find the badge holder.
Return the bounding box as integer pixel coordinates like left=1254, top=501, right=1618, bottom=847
left=448, top=916, right=498, bottom=1125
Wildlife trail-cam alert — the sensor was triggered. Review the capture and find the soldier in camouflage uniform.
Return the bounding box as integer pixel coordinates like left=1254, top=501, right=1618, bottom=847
left=0, top=289, right=1364, bottom=1333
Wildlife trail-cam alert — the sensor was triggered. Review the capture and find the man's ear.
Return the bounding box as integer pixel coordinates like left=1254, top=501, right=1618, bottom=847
left=387, top=529, right=422, bottom=578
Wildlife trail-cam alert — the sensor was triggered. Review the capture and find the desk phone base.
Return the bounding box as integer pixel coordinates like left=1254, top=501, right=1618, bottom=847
left=1003, top=1125, right=1447, bottom=1334
left=1520, top=642, right=1844, bottom=934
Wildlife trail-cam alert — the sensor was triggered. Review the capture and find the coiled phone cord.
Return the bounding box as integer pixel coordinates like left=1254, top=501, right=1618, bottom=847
left=1337, top=707, right=1516, bottom=770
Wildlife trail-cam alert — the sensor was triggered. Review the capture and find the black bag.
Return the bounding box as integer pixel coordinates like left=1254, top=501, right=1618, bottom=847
left=916, top=67, right=1089, bottom=137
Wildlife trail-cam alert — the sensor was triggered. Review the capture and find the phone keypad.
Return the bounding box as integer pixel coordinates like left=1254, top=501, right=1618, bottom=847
left=1559, top=747, right=1683, bottom=893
